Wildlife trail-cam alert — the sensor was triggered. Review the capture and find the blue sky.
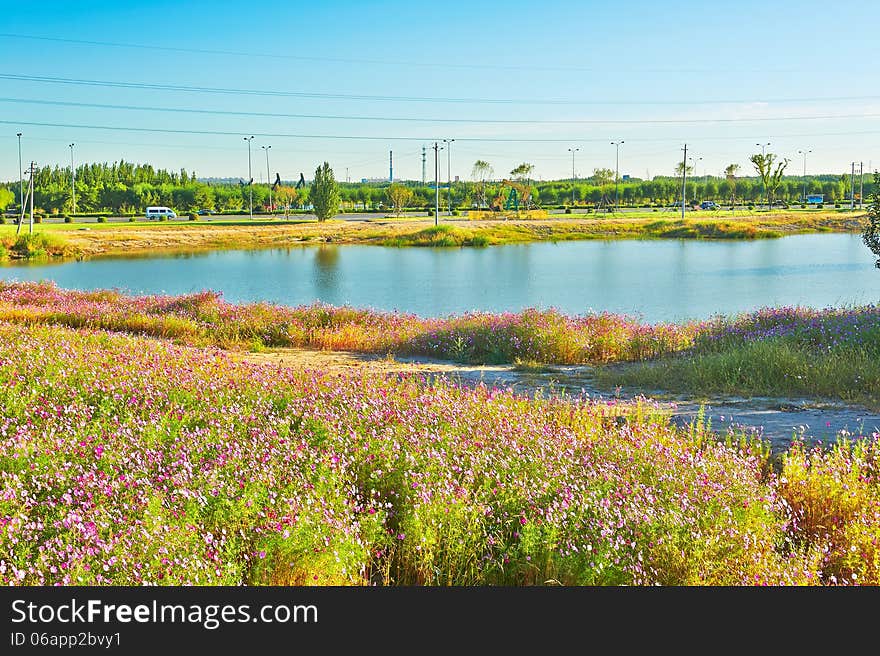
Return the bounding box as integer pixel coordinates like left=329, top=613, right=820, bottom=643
left=1, top=0, right=878, bottom=183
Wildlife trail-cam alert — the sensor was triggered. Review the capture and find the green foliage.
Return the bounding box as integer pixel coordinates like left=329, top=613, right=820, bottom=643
left=862, top=172, right=880, bottom=268
left=0, top=186, right=14, bottom=210
left=385, top=183, right=413, bottom=218
left=189, top=212, right=199, bottom=221
left=96, top=216, right=106, bottom=223
left=309, top=162, right=340, bottom=222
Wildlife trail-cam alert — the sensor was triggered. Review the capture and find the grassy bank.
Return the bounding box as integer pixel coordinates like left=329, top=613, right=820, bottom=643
left=0, top=210, right=866, bottom=259
left=0, top=283, right=876, bottom=407
left=0, top=281, right=699, bottom=363
left=1, top=320, right=878, bottom=585
left=596, top=306, right=880, bottom=410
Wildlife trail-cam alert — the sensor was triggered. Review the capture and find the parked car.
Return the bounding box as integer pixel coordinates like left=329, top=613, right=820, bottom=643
left=700, top=201, right=719, bottom=210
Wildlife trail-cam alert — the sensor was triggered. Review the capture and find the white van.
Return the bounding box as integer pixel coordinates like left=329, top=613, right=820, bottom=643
left=145, top=206, right=177, bottom=220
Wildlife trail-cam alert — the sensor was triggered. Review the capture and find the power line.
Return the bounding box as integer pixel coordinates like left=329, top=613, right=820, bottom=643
left=5, top=118, right=880, bottom=145
left=3, top=72, right=880, bottom=107
left=1, top=96, right=878, bottom=125
left=0, top=33, right=824, bottom=74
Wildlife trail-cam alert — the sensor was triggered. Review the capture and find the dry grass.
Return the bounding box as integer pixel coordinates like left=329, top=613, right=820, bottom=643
left=3, top=211, right=866, bottom=259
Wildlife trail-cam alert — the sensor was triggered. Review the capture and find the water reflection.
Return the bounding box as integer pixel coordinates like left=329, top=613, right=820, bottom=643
left=0, top=234, right=876, bottom=321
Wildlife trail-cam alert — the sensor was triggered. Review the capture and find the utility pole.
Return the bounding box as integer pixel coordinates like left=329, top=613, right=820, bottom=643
left=681, top=144, right=687, bottom=220
left=850, top=162, right=855, bottom=211
left=262, top=145, right=272, bottom=214
left=568, top=147, right=579, bottom=206
left=68, top=143, right=76, bottom=216
left=797, top=149, right=811, bottom=202
left=421, top=146, right=426, bottom=185
left=433, top=142, right=439, bottom=226
left=442, top=138, right=454, bottom=215
left=389, top=150, right=393, bottom=183
left=16, top=133, right=22, bottom=220
left=243, top=136, right=254, bottom=219
left=611, top=141, right=623, bottom=212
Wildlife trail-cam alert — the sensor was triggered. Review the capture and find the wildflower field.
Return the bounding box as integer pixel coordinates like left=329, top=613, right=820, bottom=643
left=0, top=281, right=877, bottom=406
left=0, top=318, right=878, bottom=585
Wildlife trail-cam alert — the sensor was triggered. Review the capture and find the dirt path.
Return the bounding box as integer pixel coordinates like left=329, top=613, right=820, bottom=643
left=234, top=348, right=880, bottom=455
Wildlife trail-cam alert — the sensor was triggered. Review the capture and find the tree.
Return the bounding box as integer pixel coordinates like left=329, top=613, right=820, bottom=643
left=308, top=162, right=340, bottom=222
left=274, top=186, right=298, bottom=218
left=749, top=153, right=790, bottom=210
left=674, top=161, right=694, bottom=177
left=592, top=168, right=615, bottom=186
left=386, top=183, right=413, bottom=218
left=472, top=160, right=493, bottom=208
left=0, top=187, right=14, bottom=211
left=510, top=163, right=535, bottom=183
left=725, top=164, right=740, bottom=208
left=862, top=172, right=880, bottom=268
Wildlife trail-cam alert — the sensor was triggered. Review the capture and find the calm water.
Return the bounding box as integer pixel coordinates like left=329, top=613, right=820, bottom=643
left=1, top=233, right=878, bottom=322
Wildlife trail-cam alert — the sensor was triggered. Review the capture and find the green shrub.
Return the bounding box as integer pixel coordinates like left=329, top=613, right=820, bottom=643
left=451, top=209, right=461, bottom=216
left=96, top=216, right=106, bottom=223
left=564, top=208, right=572, bottom=214
left=129, top=217, right=136, bottom=222
left=747, top=204, right=755, bottom=211
left=63, top=215, right=73, bottom=223
left=189, top=213, right=199, bottom=221
left=427, top=209, right=434, bottom=217
left=33, top=215, right=42, bottom=224
left=817, top=203, right=824, bottom=209
left=158, top=215, right=168, bottom=222
left=834, top=203, right=841, bottom=208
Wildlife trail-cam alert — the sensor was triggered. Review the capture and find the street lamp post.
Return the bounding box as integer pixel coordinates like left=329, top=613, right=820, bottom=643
left=262, top=145, right=272, bottom=215
left=433, top=142, right=440, bottom=226
left=797, top=149, right=811, bottom=203
left=568, top=147, right=579, bottom=206
left=442, top=138, right=454, bottom=215
left=611, top=141, right=624, bottom=212
left=16, top=133, right=22, bottom=220
left=688, top=156, right=702, bottom=202
left=756, top=142, right=770, bottom=210
left=244, top=136, right=254, bottom=219
left=69, top=143, right=76, bottom=216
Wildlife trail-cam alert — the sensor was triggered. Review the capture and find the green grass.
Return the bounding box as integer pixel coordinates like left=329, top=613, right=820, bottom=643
left=381, top=224, right=490, bottom=247
left=596, top=334, right=880, bottom=410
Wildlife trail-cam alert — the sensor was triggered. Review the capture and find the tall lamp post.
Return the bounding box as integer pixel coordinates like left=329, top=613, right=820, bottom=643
left=16, top=132, right=22, bottom=219
left=262, top=145, right=272, bottom=215
left=688, top=156, right=702, bottom=202
left=69, top=143, right=76, bottom=216
left=433, top=142, right=440, bottom=226
left=611, top=141, right=624, bottom=212
left=442, top=138, right=454, bottom=215
left=568, top=147, right=579, bottom=206
left=797, top=149, right=811, bottom=202
left=243, top=136, right=254, bottom=219
left=756, top=142, right=770, bottom=210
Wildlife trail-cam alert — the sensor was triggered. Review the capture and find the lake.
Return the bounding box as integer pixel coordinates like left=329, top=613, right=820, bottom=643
left=1, top=233, right=878, bottom=322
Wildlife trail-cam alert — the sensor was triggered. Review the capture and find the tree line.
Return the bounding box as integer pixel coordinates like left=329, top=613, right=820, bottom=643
left=0, top=158, right=874, bottom=216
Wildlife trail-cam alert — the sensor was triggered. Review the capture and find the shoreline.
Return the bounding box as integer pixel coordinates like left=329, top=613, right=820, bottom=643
left=0, top=211, right=867, bottom=260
